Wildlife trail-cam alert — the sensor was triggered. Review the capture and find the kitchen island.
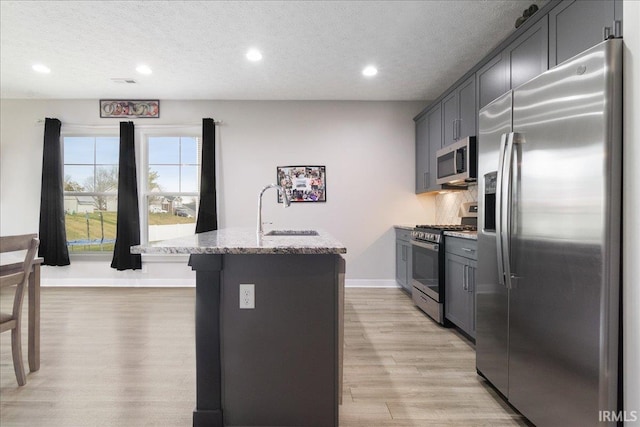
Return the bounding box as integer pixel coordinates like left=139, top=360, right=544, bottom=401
left=132, top=228, right=346, bottom=427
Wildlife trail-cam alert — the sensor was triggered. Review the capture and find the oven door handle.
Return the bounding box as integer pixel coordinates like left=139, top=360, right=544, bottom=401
left=410, top=240, right=439, bottom=252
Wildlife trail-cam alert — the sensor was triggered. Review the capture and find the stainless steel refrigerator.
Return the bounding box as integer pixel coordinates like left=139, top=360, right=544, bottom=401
left=476, top=39, right=622, bottom=426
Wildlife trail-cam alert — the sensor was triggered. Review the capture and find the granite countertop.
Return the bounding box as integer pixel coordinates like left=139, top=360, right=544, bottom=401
left=131, top=228, right=347, bottom=255
left=443, top=230, right=478, bottom=240
left=394, top=225, right=415, bottom=231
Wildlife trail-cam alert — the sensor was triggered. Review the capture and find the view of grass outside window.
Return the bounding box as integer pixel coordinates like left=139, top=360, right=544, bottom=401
left=147, top=136, right=199, bottom=242
left=63, top=136, right=119, bottom=252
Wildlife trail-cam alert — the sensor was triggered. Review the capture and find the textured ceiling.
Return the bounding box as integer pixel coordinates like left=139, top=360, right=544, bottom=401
left=0, top=0, right=547, bottom=101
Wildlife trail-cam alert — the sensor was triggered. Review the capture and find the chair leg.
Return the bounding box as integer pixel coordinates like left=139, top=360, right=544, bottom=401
left=11, top=325, right=26, bottom=386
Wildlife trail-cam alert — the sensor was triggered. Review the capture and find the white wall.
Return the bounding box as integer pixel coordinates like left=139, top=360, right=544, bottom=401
left=623, top=0, right=640, bottom=421
left=0, top=99, right=434, bottom=286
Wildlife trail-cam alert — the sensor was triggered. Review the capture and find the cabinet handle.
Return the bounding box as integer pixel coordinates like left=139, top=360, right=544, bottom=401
left=462, top=247, right=476, bottom=253
left=614, top=20, right=622, bottom=38
left=452, top=120, right=457, bottom=141
left=463, top=265, right=468, bottom=291
left=468, top=267, right=473, bottom=293
left=402, top=246, right=407, bottom=261
left=603, top=26, right=612, bottom=40
left=457, top=119, right=462, bottom=139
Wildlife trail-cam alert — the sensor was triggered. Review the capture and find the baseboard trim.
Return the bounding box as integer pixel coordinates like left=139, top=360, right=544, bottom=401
left=42, top=278, right=195, bottom=287
left=345, top=279, right=399, bottom=288
left=42, top=278, right=400, bottom=288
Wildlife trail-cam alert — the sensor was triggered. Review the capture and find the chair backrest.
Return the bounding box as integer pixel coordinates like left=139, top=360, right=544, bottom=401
left=0, top=234, right=39, bottom=320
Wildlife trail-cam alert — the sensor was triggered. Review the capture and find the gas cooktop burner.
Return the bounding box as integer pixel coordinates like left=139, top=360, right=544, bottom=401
left=415, top=224, right=477, bottom=231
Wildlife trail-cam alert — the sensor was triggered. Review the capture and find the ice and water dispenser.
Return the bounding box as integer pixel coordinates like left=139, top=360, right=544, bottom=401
left=484, top=172, right=497, bottom=232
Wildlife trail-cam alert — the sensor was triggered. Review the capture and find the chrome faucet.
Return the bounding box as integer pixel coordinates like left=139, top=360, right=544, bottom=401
left=257, top=184, right=290, bottom=236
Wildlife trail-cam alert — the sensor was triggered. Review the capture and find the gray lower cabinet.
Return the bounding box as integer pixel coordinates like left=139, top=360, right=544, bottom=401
left=395, top=228, right=412, bottom=292
left=549, top=0, right=621, bottom=67
left=445, top=237, right=477, bottom=338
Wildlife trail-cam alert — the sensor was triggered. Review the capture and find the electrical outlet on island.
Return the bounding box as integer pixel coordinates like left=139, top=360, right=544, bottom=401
left=239, top=284, right=255, bottom=309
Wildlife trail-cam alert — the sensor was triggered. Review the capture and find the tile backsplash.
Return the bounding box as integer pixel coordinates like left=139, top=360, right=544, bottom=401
left=435, top=185, right=478, bottom=224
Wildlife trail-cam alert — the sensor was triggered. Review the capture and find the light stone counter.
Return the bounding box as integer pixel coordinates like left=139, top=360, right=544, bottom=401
left=443, top=230, right=478, bottom=240
left=131, top=227, right=347, bottom=255
left=394, top=224, right=415, bottom=231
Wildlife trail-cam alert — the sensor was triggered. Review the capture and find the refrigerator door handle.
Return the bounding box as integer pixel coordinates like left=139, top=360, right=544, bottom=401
left=495, top=133, right=508, bottom=286
left=502, top=132, right=523, bottom=290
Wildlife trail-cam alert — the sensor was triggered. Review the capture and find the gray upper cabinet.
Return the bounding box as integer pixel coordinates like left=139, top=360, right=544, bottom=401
left=415, top=0, right=622, bottom=193
left=477, top=53, right=507, bottom=111
left=427, top=105, right=442, bottom=191
left=505, top=16, right=549, bottom=90
left=549, top=0, right=619, bottom=67
left=415, top=115, right=429, bottom=193
left=442, top=75, right=476, bottom=146
left=477, top=17, right=548, bottom=110
left=458, top=77, right=476, bottom=139
left=415, top=104, right=442, bottom=194
left=442, top=91, right=457, bottom=146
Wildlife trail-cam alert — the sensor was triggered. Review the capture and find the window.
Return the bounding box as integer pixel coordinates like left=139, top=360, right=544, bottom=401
left=146, top=135, right=200, bottom=243
left=63, top=136, right=119, bottom=252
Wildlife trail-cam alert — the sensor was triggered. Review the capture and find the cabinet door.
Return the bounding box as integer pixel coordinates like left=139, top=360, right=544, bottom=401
left=444, top=253, right=470, bottom=332
left=467, top=261, right=477, bottom=338
left=549, top=0, right=616, bottom=67
left=458, top=75, right=476, bottom=139
left=415, top=115, right=429, bottom=193
left=506, top=16, right=549, bottom=89
left=396, top=240, right=408, bottom=288
left=477, top=52, right=508, bottom=110
left=406, top=242, right=412, bottom=292
left=442, top=91, right=458, bottom=146
left=426, top=105, right=442, bottom=191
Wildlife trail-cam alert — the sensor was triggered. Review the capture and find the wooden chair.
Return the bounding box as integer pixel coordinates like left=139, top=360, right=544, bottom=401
left=0, top=234, right=39, bottom=386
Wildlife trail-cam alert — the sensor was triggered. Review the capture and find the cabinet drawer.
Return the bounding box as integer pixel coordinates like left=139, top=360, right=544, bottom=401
left=395, top=228, right=412, bottom=242
left=445, top=237, right=477, bottom=260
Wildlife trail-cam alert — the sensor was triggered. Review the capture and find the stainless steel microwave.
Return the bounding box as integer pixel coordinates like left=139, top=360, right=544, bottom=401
left=436, top=136, right=477, bottom=186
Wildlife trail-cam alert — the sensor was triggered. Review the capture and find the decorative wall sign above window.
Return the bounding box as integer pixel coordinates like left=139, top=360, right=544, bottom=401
left=277, top=165, right=326, bottom=203
left=100, top=100, right=159, bottom=118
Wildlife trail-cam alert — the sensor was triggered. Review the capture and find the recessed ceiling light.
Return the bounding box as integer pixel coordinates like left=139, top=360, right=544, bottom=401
left=32, top=64, right=50, bottom=74
left=136, top=65, right=152, bottom=75
left=246, top=49, right=263, bottom=62
left=362, top=66, right=378, bottom=77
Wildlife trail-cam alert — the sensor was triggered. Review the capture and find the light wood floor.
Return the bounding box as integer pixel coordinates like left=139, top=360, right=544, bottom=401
left=1, top=287, right=528, bottom=426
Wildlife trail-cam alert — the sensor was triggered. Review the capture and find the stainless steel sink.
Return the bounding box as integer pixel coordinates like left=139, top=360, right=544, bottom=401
left=264, top=230, right=319, bottom=236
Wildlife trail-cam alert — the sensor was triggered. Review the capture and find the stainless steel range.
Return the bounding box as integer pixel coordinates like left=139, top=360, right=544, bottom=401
left=411, top=210, right=477, bottom=324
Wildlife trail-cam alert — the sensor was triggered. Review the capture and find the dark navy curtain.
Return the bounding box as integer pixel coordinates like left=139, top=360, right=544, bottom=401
left=195, top=118, right=218, bottom=233
left=38, top=118, right=70, bottom=266
left=111, top=121, right=141, bottom=270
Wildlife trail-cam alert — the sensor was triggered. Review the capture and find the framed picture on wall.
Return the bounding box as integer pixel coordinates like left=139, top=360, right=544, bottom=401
left=99, top=100, right=160, bottom=118
left=276, top=166, right=326, bottom=203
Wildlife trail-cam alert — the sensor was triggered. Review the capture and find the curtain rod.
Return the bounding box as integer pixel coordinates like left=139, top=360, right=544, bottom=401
left=35, top=119, right=223, bottom=129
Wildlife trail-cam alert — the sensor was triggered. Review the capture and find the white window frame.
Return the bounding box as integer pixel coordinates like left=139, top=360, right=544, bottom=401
left=139, top=128, right=201, bottom=245
left=62, top=131, right=119, bottom=257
